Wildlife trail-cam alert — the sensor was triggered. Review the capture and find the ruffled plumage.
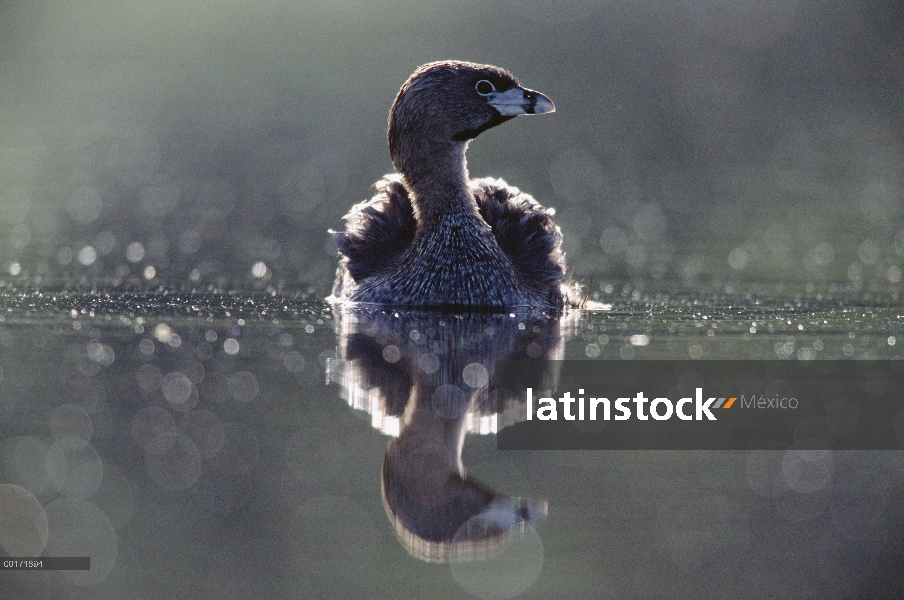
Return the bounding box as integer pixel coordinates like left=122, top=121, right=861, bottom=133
left=332, top=176, right=416, bottom=285
left=331, top=174, right=567, bottom=310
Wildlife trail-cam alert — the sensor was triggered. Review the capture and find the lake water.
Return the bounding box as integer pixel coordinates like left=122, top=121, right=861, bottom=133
left=0, top=288, right=902, bottom=599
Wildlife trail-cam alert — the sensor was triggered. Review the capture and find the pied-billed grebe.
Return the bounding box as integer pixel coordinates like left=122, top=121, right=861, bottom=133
left=331, top=61, right=571, bottom=313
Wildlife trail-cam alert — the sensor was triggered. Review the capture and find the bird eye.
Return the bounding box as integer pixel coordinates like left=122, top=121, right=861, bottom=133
left=475, top=80, right=496, bottom=96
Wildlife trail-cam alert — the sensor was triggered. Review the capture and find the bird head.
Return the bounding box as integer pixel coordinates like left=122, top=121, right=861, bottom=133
left=388, top=61, right=555, bottom=178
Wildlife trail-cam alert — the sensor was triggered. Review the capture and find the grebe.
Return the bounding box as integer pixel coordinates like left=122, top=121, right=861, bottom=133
left=331, top=61, right=571, bottom=313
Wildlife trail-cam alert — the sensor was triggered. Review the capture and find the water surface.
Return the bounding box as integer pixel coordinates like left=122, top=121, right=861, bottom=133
left=0, top=288, right=902, bottom=599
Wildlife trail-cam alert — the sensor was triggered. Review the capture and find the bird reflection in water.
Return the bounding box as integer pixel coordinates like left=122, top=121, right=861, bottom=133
left=329, top=306, right=569, bottom=562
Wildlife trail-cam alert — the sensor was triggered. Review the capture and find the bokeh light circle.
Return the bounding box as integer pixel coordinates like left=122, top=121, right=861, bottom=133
left=145, top=432, right=202, bottom=491
left=49, top=403, right=93, bottom=450
left=0, top=484, right=49, bottom=556
left=450, top=525, right=545, bottom=600
left=44, top=498, right=117, bottom=586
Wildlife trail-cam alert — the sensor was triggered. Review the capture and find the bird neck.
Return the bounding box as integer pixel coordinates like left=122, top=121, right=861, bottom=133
left=396, top=141, right=478, bottom=224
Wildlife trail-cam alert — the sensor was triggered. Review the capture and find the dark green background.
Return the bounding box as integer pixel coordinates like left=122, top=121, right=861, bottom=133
left=1, top=0, right=903, bottom=290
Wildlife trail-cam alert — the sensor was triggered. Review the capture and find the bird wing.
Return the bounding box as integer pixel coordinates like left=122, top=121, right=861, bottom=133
left=332, top=175, right=567, bottom=305
left=471, top=178, right=566, bottom=297
left=331, top=174, right=417, bottom=284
